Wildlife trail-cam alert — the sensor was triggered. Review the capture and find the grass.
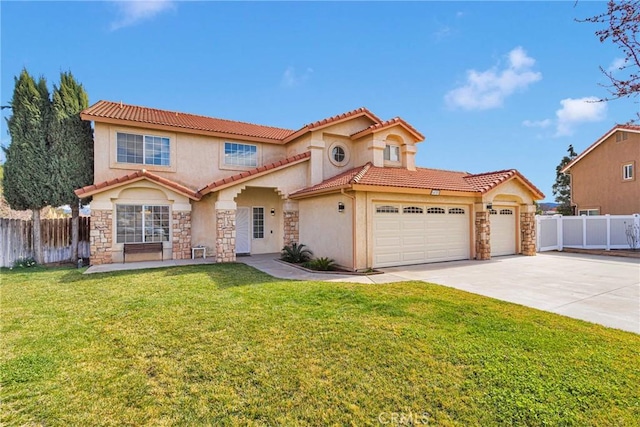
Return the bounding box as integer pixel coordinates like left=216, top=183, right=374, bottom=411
left=1, top=264, right=639, bottom=426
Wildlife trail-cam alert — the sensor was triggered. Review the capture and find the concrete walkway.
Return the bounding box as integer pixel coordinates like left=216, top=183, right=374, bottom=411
left=84, top=252, right=639, bottom=334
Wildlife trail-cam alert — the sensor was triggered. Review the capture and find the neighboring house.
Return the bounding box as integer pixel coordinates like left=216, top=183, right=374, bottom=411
left=561, top=125, right=640, bottom=216
left=76, top=101, right=544, bottom=269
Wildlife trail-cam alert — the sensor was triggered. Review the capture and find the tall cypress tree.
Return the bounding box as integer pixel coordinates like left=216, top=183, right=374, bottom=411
left=3, top=69, right=53, bottom=263
left=552, top=145, right=578, bottom=216
left=50, top=72, right=94, bottom=261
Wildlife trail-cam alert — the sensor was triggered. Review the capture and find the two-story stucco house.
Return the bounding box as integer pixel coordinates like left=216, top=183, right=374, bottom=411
left=75, top=101, right=544, bottom=270
left=562, top=125, right=640, bottom=216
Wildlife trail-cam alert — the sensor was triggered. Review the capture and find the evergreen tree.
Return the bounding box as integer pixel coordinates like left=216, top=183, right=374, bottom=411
left=552, top=145, right=578, bottom=216
left=50, top=72, right=94, bottom=261
left=3, top=69, right=53, bottom=263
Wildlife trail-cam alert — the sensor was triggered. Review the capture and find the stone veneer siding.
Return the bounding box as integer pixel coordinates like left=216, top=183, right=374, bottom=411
left=216, top=209, right=236, bottom=263
left=90, top=209, right=113, bottom=265
left=172, top=211, right=192, bottom=260
left=475, top=211, right=491, bottom=260
left=520, top=211, right=536, bottom=256
left=283, top=210, right=299, bottom=247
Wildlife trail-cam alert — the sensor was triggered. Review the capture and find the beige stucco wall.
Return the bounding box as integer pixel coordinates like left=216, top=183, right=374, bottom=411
left=93, top=123, right=288, bottom=189
left=191, top=193, right=217, bottom=253
left=570, top=132, right=640, bottom=214
left=90, top=180, right=192, bottom=262
left=299, top=193, right=354, bottom=269
left=484, top=179, right=536, bottom=205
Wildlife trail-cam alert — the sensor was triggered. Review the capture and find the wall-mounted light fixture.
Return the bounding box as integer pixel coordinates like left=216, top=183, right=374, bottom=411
left=430, top=189, right=440, bottom=196
left=486, top=203, right=493, bottom=210
left=338, top=202, right=345, bottom=213
left=270, top=208, right=276, bottom=216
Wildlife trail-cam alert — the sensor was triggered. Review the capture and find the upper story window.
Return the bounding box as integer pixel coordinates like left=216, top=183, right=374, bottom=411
left=225, top=142, right=257, bottom=167
left=117, top=132, right=170, bottom=166
left=332, top=146, right=346, bottom=163
left=623, top=163, right=634, bottom=180
left=384, top=145, right=400, bottom=162
left=616, top=131, right=629, bottom=142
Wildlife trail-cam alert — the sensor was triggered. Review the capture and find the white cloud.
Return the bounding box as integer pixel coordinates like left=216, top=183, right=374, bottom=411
left=522, top=119, right=552, bottom=128
left=607, top=57, right=626, bottom=73
left=110, top=0, right=175, bottom=31
left=444, top=46, right=542, bottom=110
left=281, top=66, right=313, bottom=88
left=555, top=97, right=607, bottom=137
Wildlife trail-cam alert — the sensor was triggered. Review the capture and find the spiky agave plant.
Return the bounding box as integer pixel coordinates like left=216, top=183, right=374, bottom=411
left=280, top=243, right=313, bottom=263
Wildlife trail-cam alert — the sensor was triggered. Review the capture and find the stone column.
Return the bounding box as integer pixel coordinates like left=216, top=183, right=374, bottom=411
left=475, top=210, right=491, bottom=260
left=172, top=211, right=192, bottom=260
left=215, top=209, right=236, bottom=263
left=283, top=199, right=299, bottom=248
left=520, top=205, right=537, bottom=256
left=89, top=209, right=113, bottom=265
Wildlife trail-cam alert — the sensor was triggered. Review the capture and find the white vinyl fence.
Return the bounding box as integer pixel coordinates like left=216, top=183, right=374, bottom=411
left=536, top=214, right=640, bottom=252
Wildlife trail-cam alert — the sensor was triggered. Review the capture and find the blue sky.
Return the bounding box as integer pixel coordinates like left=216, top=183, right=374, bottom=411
left=1, top=1, right=637, bottom=202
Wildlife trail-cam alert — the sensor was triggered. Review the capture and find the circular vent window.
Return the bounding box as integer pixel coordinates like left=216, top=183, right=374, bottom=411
left=329, top=143, right=349, bottom=166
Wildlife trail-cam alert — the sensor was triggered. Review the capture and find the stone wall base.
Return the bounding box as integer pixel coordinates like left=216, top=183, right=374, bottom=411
left=90, top=209, right=113, bottom=265
left=520, top=211, right=536, bottom=256
left=475, top=211, right=490, bottom=260
left=172, top=211, right=192, bottom=260
left=283, top=210, right=299, bottom=248
left=216, top=209, right=236, bottom=263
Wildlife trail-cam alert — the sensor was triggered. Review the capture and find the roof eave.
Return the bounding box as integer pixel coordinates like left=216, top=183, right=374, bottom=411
left=288, top=184, right=353, bottom=199
left=80, top=114, right=288, bottom=145
left=199, top=156, right=310, bottom=195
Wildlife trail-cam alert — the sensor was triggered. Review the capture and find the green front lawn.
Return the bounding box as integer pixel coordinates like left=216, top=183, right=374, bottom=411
left=1, top=264, right=638, bottom=426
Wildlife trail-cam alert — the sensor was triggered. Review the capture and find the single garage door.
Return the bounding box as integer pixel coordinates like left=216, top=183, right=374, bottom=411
left=490, top=207, right=516, bottom=256
left=373, top=204, right=470, bottom=268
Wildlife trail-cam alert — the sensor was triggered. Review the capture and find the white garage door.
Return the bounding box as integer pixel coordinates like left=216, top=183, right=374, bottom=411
left=373, top=204, right=470, bottom=268
left=490, top=207, right=516, bottom=256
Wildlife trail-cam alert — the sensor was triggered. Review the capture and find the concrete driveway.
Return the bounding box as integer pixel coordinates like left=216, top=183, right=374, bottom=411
left=382, top=252, right=639, bottom=334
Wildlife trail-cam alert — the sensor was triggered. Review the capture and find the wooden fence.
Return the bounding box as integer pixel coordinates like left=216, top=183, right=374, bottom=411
left=0, top=217, right=90, bottom=267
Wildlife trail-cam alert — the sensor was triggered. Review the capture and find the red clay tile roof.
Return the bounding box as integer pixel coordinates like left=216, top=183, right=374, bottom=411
left=465, top=169, right=544, bottom=197
left=74, top=169, right=202, bottom=200
left=281, top=107, right=383, bottom=142
left=199, top=152, right=310, bottom=195
left=291, top=164, right=544, bottom=198
left=82, top=100, right=296, bottom=141
left=82, top=101, right=423, bottom=146
left=350, top=117, right=425, bottom=141
left=562, top=124, right=640, bottom=172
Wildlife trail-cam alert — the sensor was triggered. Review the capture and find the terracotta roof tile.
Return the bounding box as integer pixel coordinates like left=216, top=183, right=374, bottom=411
left=74, top=169, right=201, bottom=200
left=199, top=151, right=310, bottom=194
left=291, top=165, right=544, bottom=198
left=82, top=101, right=296, bottom=141
left=282, top=107, right=384, bottom=143
left=350, top=117, right=425, bottom=141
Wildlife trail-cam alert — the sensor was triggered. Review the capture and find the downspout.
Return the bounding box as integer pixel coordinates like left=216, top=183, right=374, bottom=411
left=341, top=188, right=357, bottom=271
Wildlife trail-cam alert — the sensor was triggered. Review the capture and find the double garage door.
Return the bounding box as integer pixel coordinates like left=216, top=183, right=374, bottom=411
left=373, top=204, right=470, bottom=268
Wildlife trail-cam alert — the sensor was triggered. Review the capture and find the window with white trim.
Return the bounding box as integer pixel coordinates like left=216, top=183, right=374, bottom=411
left=117, top=132, right=170, bottom=166
left=499, top=209, right=514, bottom=215
left=578, top=209, right=599, bottom=216
left=426, top=207, right=445, bottom=214
left=225, top=142, right=257, bottom=167
left=116, top=205, right=169, bottom=243
left=384, top=145, right=400, bottom=162
left=253, top=207, right=264, bottom=239
left=449, top=208, right=465, bottom=214
left=623, top=163, right=634, bottom=180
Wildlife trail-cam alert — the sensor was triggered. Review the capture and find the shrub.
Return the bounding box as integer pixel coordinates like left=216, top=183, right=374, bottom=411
left=280, top=243, right=313, bottom=263
left=304, top=257, right=336, bottom=271
left=12, top=257, right=38, bottom=268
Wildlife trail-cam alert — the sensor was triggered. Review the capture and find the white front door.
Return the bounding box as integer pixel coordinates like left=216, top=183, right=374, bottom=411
left=236, top=207, right=251, bottom=254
